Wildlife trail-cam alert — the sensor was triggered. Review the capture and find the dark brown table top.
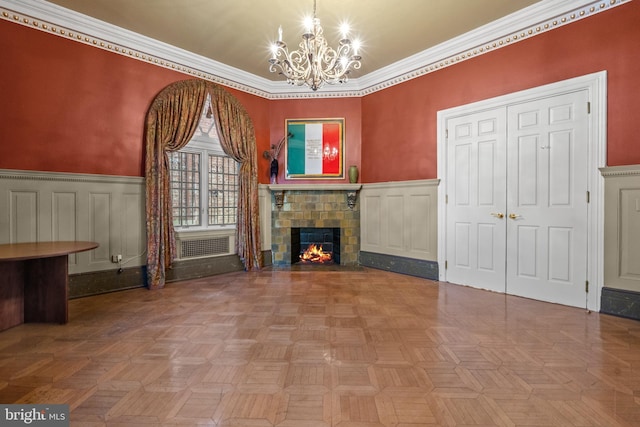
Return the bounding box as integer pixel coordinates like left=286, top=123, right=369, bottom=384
left=0, top=241, right=99, bottom=261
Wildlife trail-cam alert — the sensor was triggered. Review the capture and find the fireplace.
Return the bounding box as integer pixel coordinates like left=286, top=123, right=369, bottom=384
left=292, top=227, right=341, bottom=264
left=268, top=184, right=361, bottom=266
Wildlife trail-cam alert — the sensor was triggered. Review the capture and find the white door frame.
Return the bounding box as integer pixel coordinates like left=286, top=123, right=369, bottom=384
left=437, top=71, right=607, bottom=312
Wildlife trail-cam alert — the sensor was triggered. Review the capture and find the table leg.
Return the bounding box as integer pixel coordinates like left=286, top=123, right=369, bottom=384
left=0, top=260, right=25, bottom=331
left=24, top=255, right=69, bottom=324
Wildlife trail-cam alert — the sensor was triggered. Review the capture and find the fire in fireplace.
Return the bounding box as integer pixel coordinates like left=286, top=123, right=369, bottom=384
left=291, top=227, right=340, bottom=265
left=300, top=244, right=332, bottom=264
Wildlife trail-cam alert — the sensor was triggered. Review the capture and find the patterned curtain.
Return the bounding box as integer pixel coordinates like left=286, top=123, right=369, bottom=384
left=144, top=79, right=262, bottom=289
left=208, top=86, right=263, bottom=271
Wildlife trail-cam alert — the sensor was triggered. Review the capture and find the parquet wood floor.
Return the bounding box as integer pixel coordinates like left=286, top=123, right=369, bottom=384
left=1, top=267, right=639, bottom=426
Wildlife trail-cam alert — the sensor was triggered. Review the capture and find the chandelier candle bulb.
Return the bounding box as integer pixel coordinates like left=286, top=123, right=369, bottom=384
left=340, top=23, right=350, bottom=39
left=304, top=17, right=314, bottom=33
left=278, top=26, right=282, bottom=42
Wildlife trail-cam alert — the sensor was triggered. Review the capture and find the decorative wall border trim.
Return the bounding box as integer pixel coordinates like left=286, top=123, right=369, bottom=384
left=0, top=0, right=630, bottom=99
left=599, top=165, right=640, bottom=177
left=362, top=179, right=440, bottom=190
left=0, top=168, right=144, bottom=185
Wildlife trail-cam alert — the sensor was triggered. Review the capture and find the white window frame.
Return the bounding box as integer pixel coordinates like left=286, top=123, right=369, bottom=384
left=168, top=93, right=239, bottom=240
left=170, top=139, right=238, bottom=233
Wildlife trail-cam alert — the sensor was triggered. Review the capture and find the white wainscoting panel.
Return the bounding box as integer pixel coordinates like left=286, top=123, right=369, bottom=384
left=361, top=180, right=439, bottom=261
left=0, top=169, right=145, bottom=274
left=53, top=191, right=78, bottom=264
left=387, top=194, right=405, bottom=250
left=53, top=192, right=77, bottom=241
left=123, top=193, right=144, bottom=260
left=258, top=184, right=272, bottom=251
left=10, top=191, right=38, bottom=242
left=601, top=165, right=640, bottom=292
left=410, top=193, right=432, bottom=253
left=90, top=192, right=112, bottom=264
left=364, top=195, right=381, bottom=247
left=620, top=188, right=640, bottom=280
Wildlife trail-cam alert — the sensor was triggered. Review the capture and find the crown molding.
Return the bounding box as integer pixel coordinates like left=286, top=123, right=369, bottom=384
left=0, top=0, right=630, bottom=99
left=356, top=0, right=630, bottom=94
left=0, top=0, right=274, bottom=98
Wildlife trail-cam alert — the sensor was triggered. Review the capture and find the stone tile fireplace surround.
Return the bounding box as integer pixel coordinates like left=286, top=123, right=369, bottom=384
left=268, top=184, right=361, bottom=266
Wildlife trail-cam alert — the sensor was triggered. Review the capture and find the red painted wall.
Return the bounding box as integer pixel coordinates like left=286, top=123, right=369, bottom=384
left=1, top=1, right=638, bottom=184
left=362, top=0, right=640, bottom=182
left=0, top=19, right=269, bottom=177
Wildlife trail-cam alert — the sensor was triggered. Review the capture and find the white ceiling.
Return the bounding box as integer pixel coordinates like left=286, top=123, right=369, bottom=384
left=42, top=0, right=543, bottom=81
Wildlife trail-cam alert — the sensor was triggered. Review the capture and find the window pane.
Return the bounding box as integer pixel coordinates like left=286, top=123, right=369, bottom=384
left=193, top=95, right=221, bottom=141
left=168, top=151, right=201, bottom=227
left=208, top=155, right=238, bottom=226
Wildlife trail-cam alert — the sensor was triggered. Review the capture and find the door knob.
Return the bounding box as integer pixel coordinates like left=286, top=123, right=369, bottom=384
left=491, top=212, right=504, bottom=219
left=509, top=213, right=520, bottom=219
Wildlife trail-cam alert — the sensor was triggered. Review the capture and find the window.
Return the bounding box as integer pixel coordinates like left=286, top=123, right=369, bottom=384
left=208, top=155, right=238, bottom=226
left=168, top=95, right=238, bottom=229
left=169, top=151, right=201, bottom=227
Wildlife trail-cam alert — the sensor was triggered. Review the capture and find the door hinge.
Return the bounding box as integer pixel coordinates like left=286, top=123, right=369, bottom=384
left=587, top=102, right=591, bottom=114
left=585, top=280, right=589, bottom=293
left=445, top=129, right=449, bottom=139
left=445, top=260, right=448, bottom=270
left=587, top=191, right=590, bottom=203
left=445, top=194, right=448, bottom=204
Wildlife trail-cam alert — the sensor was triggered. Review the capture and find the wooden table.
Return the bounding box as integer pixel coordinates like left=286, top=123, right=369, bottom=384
left=0, top=241, right=99, bottom=331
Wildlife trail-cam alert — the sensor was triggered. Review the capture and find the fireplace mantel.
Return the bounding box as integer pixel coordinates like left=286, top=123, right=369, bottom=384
left=267, top=184, right=362, bottom=191
left=268, top=184, right=362, bottom=209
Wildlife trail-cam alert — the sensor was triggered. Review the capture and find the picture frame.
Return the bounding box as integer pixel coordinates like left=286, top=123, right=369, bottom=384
left=285, top=118, right=345, bottom=179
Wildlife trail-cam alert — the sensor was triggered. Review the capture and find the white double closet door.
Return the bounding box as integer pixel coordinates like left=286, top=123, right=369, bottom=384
left=445, top=90, right=589, bottom=308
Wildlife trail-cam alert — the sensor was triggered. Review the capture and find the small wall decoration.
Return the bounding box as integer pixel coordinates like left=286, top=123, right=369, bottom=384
left=285, top=118, right=344, bottom=179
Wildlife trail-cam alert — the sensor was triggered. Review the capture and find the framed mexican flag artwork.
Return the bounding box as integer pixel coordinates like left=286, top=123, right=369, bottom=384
left=285, top=118, right=344, bottom=179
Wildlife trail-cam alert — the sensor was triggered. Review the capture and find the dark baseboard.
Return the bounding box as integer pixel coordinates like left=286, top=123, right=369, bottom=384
left=600, top=287, right=640, bottom=321
left=69, top=251, right=272, bottom=298
left=69, top=265, right=146, bottom=298
left=359, top=251, right=439, bottom=280
left=165, top=254, right=245, bottom=283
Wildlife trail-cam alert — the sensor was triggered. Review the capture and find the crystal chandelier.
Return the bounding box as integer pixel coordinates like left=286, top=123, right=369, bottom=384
left=268, top=0, right=362, bottom=91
